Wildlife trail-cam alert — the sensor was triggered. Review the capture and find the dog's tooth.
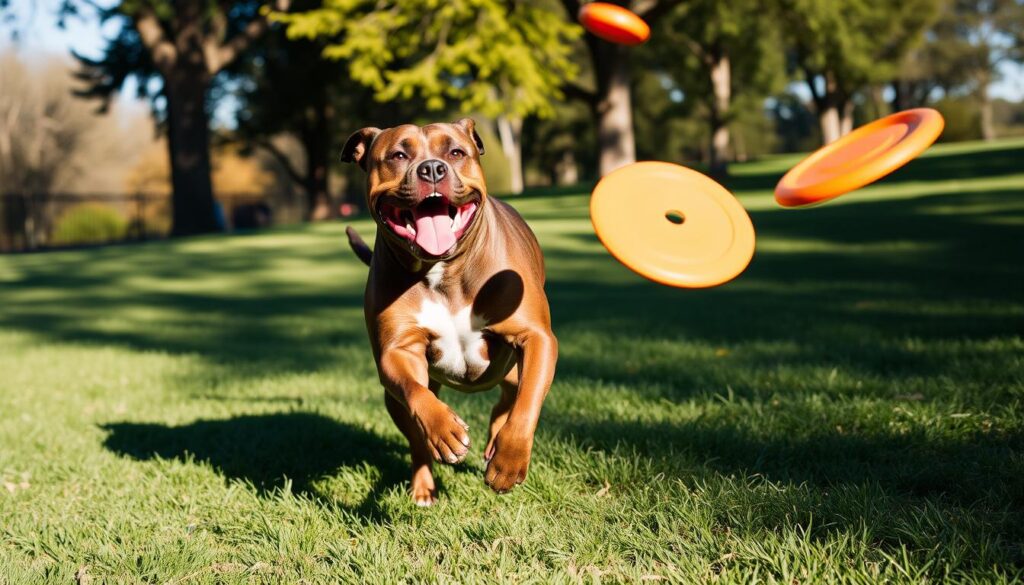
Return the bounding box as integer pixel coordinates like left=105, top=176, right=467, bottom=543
left=405, top=219, right=415, bottom=234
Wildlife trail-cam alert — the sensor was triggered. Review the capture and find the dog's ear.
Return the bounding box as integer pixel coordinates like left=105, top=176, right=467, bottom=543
left=341, top=127, right=382, bottom=170
left=454, top=117, right=484, bottom=156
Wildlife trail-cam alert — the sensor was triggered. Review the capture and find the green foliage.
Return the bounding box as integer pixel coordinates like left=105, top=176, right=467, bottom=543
left=729, top=94, right=778, bottom=160
left=652, top=0, right=785, bottom=103
left=777, top=0, right=943, bottom=94
left=273, top=0, right=580, bottom=118
left=522, top=99, right=596, bottom=185
left=634, top=0, right=782, bottom=171
left=51, top=203, right=128, bottom=245
left=933, top=97, right=984, bottom=142
left=632, top=71, right=705, bottom=162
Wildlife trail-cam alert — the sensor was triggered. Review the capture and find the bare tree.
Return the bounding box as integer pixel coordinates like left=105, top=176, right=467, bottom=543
left=0, top=52, right=149, bottom=246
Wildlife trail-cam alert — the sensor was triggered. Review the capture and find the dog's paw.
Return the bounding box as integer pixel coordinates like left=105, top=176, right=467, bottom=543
left=484, top=428, right=532, bottom=493
left=411, top=463, right=438, bottom=507
left=411, top=396, right=471, bottom=464
left=412, top=483, right=437, bottom=507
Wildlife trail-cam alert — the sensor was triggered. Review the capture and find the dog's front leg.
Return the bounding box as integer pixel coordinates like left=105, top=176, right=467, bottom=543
left=379, top=344, right=471, bottom=464
left=484, top=328, right=558, bottom=493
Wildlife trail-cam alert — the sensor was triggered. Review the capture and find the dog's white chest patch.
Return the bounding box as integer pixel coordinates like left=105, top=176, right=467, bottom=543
left=415, top=299, right=489, bottom=379
left=425, top=262, right=446, bottom=289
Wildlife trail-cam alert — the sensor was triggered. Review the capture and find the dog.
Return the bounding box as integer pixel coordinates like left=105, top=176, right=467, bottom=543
left=342, top=118, right=558, bottom=506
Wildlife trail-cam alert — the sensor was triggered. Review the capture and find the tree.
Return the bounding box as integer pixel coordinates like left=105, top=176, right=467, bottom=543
left=522, top=100, right=596, bottom=187
left=557, top=0, right=695, bottom=176
left=231, top=30, right=337, bottom=219
left=935, top=0, right=1024, bottom=140
left=891, top=1, right=981, bottom=112
left=275, top=0, right=579, bottom=194
left=776, top=0, right=941, bottom=144
left=648, top=0, right=783, bottom=177
left=0, top=53, right=149, bottom=247
left=72, top=0, right=288, bottom=235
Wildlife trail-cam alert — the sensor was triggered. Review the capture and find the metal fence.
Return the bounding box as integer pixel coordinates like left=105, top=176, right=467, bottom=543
left=0, top=192, right=271, bottom=253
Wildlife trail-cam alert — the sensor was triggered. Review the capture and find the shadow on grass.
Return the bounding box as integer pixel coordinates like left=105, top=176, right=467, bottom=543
left=101, top=412, right=418, bottom=519
left=721, top=139, right=1024, bottom=192
left=549, top=417, right=1024, bottom=507
left=0, top=241, right=370, bottom=382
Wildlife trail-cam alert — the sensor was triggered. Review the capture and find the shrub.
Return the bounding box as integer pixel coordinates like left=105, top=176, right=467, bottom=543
left=51, top=204, right=128, bottom=246
left=934, top=97, right=982, bottom=143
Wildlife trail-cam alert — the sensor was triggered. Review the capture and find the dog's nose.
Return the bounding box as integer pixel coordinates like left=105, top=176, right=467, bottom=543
left=417, top=159, right=448, bottom=183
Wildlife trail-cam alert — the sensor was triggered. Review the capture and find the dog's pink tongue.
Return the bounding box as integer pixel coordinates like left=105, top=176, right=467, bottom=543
left=413, top=200, right=456, bottom=256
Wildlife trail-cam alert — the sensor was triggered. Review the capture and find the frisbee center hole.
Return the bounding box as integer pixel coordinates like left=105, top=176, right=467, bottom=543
left=665, top=210, right=686, bottom=225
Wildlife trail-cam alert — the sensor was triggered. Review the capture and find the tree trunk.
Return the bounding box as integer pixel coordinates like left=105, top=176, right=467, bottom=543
left=496, top=116, right=524, bottom=194
left=166, top=67, right=220, bottom=236
left=840, top=100, right=855, bottom=136
left=590, top=44, right=636, bottom=176
left=806, top=70, right=847, bottom=145
left=891, top=79, right=911, bottom=112
left=869, top=85, right=887, bottom=120
left=733, top=130, right=747, bottom=163
left=306, top=86, right=332, bottom=220
left=818, top=104, right=842, bottom=145
left=555, top=150, right=579, bottom=185
left=978, top=83, right=995, bottom=141
left=708, top=49, right=731, bottom=179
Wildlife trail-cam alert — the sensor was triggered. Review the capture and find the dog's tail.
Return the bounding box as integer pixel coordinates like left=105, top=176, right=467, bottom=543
left=346, top=226, right=373, bottom=266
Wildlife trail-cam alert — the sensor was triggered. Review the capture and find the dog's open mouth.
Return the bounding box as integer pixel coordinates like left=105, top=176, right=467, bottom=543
left=379, top=192, right=479, bottom=256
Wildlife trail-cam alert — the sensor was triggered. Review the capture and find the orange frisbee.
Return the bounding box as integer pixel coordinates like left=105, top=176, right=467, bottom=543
left=578, top=3, right=650, bottom=46
left=775, top=108, right=945, bottom=207
left=590, top=162, right=756, bottom=288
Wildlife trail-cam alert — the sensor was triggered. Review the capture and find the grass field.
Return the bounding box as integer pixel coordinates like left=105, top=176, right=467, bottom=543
left=1, top=138, right=1022, bottom=583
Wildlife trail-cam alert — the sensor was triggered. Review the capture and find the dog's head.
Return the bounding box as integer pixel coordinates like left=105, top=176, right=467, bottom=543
left=342, top=118, right=487, bottom=261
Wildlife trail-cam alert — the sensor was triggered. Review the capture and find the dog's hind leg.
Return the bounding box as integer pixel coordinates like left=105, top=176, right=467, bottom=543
left=384, top=380, right=441, bottom=506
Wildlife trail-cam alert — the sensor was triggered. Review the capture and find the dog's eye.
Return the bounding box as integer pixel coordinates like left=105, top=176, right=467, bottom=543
left=389, top=151, right=408, bottom=161
left=449, top=148, right=466, bottom=160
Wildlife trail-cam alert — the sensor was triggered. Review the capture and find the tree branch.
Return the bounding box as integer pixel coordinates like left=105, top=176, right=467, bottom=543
left=133, top=4, right=176, bottom=74
left=562, top=81, right=598, bottom=105
left=212, top=0, right=291, bottom=74
left=678, top=34, right=708, bottom=65
left=636, top=0, right=687, bottom=24
left=204, top=10, right=229, bottom=72
left=254, top=138, right=306, bottom=187
left=802, top=66, right=824, bottom=108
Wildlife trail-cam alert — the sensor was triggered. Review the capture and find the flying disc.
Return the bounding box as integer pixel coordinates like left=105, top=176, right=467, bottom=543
left=775, top=108, right=945, bottom=207
left=590, top=162, right=755, bottom=288
left=578, top=3, right=650, bottom=46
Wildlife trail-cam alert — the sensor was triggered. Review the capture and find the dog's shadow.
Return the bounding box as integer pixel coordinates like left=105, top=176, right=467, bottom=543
left=101, top=412, right=415, bottom=519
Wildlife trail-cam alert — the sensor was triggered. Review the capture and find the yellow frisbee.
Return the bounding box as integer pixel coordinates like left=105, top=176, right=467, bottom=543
left=590, top=162, right=756, bottom=288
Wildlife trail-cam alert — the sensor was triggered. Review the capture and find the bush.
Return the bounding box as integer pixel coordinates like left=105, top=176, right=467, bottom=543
left=933, top=97, right=982, bottom=143
left=52, top=204, right=128, bottom=246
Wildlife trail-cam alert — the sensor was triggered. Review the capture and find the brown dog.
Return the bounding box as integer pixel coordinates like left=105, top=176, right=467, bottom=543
left=342, top=119, right=558, bottom=506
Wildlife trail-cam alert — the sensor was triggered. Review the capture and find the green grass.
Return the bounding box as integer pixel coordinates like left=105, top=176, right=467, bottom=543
left=1, top=138, right=1023, bottom=583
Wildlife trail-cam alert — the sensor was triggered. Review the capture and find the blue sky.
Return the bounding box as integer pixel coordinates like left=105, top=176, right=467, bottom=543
left=4, top=0, right=1023, bottom=113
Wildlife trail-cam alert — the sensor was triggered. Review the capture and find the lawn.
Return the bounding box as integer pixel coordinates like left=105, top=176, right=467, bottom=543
left=1, top=138, right=1022, bottom=583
